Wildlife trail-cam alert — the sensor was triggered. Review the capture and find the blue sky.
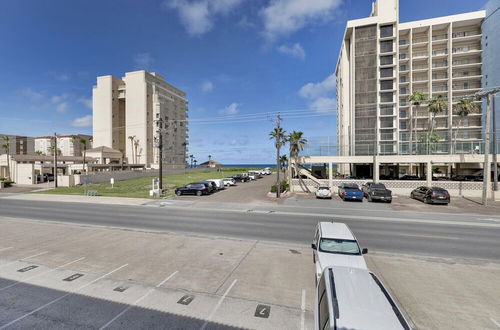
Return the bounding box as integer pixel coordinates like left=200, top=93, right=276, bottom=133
left=0, top=0, right=488, bottom=163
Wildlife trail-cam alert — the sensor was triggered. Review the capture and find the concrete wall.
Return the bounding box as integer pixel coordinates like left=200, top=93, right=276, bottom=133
left=80, top=167, right=216, bottom=184
left=292, top=178, right=494, bottom=198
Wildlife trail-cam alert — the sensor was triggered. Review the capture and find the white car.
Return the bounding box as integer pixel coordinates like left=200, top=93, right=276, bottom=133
left=312, top=222, right=368, bottom=284
left=206, top=179, right=225, bottom=190
left=262, top=168, right=272, bottom=175
left=315, top=185, right=332, bottom=199
left=223, top=178, right=236, bottom=186
left=247, top=173, right=256, bottom=180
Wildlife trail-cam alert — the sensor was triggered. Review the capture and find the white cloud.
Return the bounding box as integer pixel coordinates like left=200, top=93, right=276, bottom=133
left=20, top=88, right=44, bottom=102
left=78, top=97, right=92, bottom=110
left=166, top=0, right=245, bottom=36
left=56, top=103, right=68, bottom=114
left=71, top=115, right=92, bottom=127
left=299, top=73, right=336, bottom=113
left=277, top=43, right=305, bottom=60
left=261, top=0, right=342, bottom=41
left=134, top=53, right=154, bottom=69
left=201, top=80, right=214, bottom=92
left=219, top=102, right=240, bottom=115
left=49, top=72, right=70, bottom=81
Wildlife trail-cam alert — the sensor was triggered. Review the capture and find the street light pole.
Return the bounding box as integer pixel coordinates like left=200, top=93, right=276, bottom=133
left=157, top=118, right=164, bottom=191
left=492, top=96, right=498, bottom=192
left=53, top=132, right=58, bottom=188
left=482, top=95, right=492, bottom=206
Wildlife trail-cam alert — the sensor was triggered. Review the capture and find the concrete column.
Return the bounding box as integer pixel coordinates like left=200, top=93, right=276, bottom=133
left=426, top=161, right=432, bottom=187
left=373, top=158, right=380, bottom=183
left=328, top=162, right=333, bottom=188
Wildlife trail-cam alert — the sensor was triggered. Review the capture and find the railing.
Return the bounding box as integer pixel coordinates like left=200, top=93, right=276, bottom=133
left=432, top=34, right=448, bottom=41
left=453, top=59, right=481, bottom=66
left=452, top=71, right=481, bottom=78
left=413, top=64, right=428, bottom=70
left=453, top=46, right=481, bottom=54
left=452, top=84, right=481, bottom=91
left=432, top=49, right=448, bottom=56
left=432, top=86, right=448, bottom=92
left=413, top=76, right=428, bottom=82
left=412, top=37, right=428, bottom=44
left=432, top=74, right=448, bottom=80
left=412, top=51, right=428, bottom=58
left=452, top=31, right=481, bottom=38
left=432, top=62, right=448, bottom=68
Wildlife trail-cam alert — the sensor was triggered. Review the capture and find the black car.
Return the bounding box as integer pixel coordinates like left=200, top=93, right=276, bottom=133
left=36, top=173, right=54, bottom=183
left=361, top=182, right=392, bottom=203
left=410, top=186, right=450, bottom=204
left=232, top=174, right=249, bottom=182
left=193, top=182, right=214, bottom=193
left=175, top=183, right=209, bottom=196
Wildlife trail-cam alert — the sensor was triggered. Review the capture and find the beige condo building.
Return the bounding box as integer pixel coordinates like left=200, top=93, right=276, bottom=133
left=92, top=71, right=188, bottom=168
left=336, top=0, right=485, bottom=175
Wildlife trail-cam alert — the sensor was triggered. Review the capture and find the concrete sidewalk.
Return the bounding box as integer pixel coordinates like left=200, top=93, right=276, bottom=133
left=0, top=193, right=151, bottom=206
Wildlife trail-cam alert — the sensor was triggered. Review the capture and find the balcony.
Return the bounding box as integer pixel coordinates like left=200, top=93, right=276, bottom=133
left=412, top=64, right=429, bottom=72
left=452, top=31, right=482, bottom=41
left=412, top=76, right=429, bottom=83
left=452, top=84, right=481, bottom=92
left=432, top=34, right=448, bottom=42
left=412, top=37, right=428, bottom=44
left=432, top=86, right=448, bottom=93
left=452, top=59, right=482, bottom=68
left=452, top=46, right=481, bottom=56
left=412, top=51, right=428, bottom=59
left=432, top=49, right=448, bottom=57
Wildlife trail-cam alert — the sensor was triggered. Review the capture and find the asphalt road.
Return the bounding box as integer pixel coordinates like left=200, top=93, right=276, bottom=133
left=0, top=198, right=499, bottom=260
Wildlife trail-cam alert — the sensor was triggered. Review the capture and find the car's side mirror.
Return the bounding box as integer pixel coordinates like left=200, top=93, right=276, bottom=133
left=362, top=248, right=368, bottom=254
left=311, top=243, right=317, bottom=250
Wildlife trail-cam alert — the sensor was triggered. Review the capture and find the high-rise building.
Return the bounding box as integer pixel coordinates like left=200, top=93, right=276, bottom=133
left=92, top=71, right=188, bottom=168
left=0, top=134, right=33, bottom=156
left=483, top=0, right=500, bottom=130
left=336, top=0, right=485, bottom=160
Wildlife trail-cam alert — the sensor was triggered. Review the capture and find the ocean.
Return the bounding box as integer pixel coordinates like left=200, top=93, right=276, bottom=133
left=220, top=164, right=276, bottom=169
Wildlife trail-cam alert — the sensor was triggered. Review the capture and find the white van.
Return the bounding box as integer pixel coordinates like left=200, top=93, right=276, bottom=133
left=315, top=266, right=412, bottom=330
left=206, top=179, right=225, bottom=190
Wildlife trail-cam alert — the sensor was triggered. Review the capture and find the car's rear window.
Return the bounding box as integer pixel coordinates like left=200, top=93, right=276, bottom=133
left=371, top=184, right=386, bottom=189
left=319, top=187, right=330, bottom=190
left=319, top=238, right=360, bottom=255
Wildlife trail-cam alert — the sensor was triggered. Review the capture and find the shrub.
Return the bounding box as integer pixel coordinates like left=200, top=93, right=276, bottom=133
left=270, top=180, right=289, bottom=193
left=0, top=179, right=13, bottom=187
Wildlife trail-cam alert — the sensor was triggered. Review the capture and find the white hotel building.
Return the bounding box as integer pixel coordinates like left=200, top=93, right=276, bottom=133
left=335, top=0, right=485, bottom=175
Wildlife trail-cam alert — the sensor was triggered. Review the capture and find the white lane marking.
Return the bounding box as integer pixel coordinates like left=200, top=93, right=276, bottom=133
left=0, top=257, right=85, bottom=292
left=200, top=279, right=237, bottom=330
left=399, top=233, right=459, bottom=240
left=99, top=271, right=178, bottom=330
left=0, top=263, right=128, bottom=329
left=0, top=247, right=13, bottom=253
left=300, top=289, right=306, bottom=330
left=0, top=251, right=49, bottom=270
left=491, top=317, right=500, bottom=328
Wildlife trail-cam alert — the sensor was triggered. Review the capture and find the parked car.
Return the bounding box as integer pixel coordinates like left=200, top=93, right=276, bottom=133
left=203, top=181, right=218, bottom=192
left=399, top=175, right=421, bottom=181
left=193, top=181, right=214, bottom=193
left=362, top=182, right=392, bottom=203
left=222, top=178, right=236, bottom=186
left=315, top=185, right=332, bottom=199
left=206, top=179, right=225, bottom=190
left=410, top=186, right=450, bottom=204
left=175, top=183, right=209, bottom=196
left=261, top=168, right=272, bottom=175
left=232, top=174, right=249, bottom=182
left=36, top=173, right=54, bottom=183
left=247, top=173, right=257, bottom=181
left=248, top=171, right=262, bottom=179
left=338, top=183, right=363, bottom=201
left=312, top=222, right=368, bottom=284
left=315, top=266, right=412, bottom=330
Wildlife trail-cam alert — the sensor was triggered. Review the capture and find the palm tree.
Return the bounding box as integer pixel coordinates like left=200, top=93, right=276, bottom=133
left=453, top=98, right=478, bottom=153
left=408, top=91, right=427, bottom=155
left=1, top=136, right=10, bottom=180
left=189, top=154, right=194, bottom=168
left=80, top=138, right=88, bottom=173
left=128, top=135, right=136, bottom=164
left=134, top=139, right=140, bottom=164
left=269, top=127, right=287, bottom=197
left=279, top=155, right=288, bottom=173
left=427, top=95, right=447, bottom=152
left=119, top=148, right=125, bottom=170
left=208, top=154, right=212, bottom=162
left=34, top=150, right=44, bottom=156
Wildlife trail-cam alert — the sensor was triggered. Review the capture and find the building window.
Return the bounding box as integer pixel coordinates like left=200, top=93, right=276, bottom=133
left=380, top=92, right=393, bottom=103
left=400, top=87, right=407, bottom=95
left=380, top=80, right=394, bottom=90
left=380, top=55, right=393, bottom=65
left=380, top=25, right=393, bottom=38
left=400, top=121, right=407, bottom=130
left=399, top=53, right=407, bottom=60
left=380, top=40, right=393, bottom=53
left=380, top=68, right=393, bottom=78
left=400, top=64, right=407, bottom=71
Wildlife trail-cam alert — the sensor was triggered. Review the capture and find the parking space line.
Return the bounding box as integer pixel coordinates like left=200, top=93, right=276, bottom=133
left=0, top=257, right=85, bottom=292
left=99, top=270, right=178, bottom=330
left=0, top=251, right=49, bottom=270
left=200, top=279, right=237, bottom=330
left=491, top=317, right=500, bottom=328
left=399, top=233, right=459, bottom=240
left=300, top=289, right=306, bottom=330
left=0, top=247, right=13, bottom=253
left=0, top=263, right=128, bottom=330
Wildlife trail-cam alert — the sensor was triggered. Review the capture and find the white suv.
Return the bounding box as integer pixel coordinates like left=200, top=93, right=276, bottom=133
left=312, top=222, right=368, bottom=283
left=315, top=185, right=332, bottom=199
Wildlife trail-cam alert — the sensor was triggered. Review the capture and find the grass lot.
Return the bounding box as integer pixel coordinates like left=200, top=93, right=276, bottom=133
left=34, top=169, right=254, bottom=199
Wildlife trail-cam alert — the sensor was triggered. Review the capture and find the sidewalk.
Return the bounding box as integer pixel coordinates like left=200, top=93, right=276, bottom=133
left=0, top=193, right=151, bottom=206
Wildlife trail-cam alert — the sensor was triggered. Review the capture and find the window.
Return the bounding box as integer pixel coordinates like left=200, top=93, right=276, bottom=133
left=380, top=40, right=393, bottom=53
left=400, top=76, right=407, bottom=83
left=399, top=109, right=407, bottom=118
left=380, top=80, right=393, bottom=90
left=381, top=92, right=393, bottom=102
left=319, top=239, right=361, bottom=255
left=400, top=64, right=407, bottom=71
left=400, top=87, right=407, bottom=95
left=400, top=121, right=407, bottom=130
left=380, top=55, right=393, bottom=65
left=380, top=25, right=393, bottom=38
left=399, top=53, right=407, bottom=60
left=380, top=68, right=393, bottom=78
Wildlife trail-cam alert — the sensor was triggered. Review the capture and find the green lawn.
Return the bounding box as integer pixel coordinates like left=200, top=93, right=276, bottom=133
left=34, top=169, right=256, bottom=198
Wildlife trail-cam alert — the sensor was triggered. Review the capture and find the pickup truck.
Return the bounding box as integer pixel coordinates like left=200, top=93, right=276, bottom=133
left=338, top=183, right=363, bottom=201
left=361, top=182, right=392, bottom=203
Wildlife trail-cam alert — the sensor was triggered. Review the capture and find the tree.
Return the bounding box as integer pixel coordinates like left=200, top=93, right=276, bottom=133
left=80, top=138, right=88, bottom=173
left=1, top=136, right=10, bottom=180
left=408, top=91, right=427, bottom=155
left=279, top=155, right=288, bottom=173
left=34, top=150, right=44, bottom=156
left=119, top=148, right=125, bottom=170
left=208, top=154, right=212, bottom=162
left=128, top=135, right=136, bottom=164
left=427, top=95, right=447, bottom=152
left=189, top=154, right=194, bottom=168
left=269, top=127, right=287, bottom=197
left=453, top=98, right=478, bottom=153
left=134, top=139, right=140, bottom=164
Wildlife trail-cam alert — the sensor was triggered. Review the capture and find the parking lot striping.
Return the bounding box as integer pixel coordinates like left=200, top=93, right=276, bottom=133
left=491, top=317, right=500, bottom=328
left=399, top=233, right=459, bottom=240
left=200, top=279, right=238, bottom=330
left=300, top=289, right=306, bottom=330
left=0, top=257, right=85, bottom=292
left=0, top=247, right=13, bottom=253
left=0, top=263, right=128, bottom=330
left=99, top=270, right=178, bottom=330
left=0, top=251, right=49, bottom=270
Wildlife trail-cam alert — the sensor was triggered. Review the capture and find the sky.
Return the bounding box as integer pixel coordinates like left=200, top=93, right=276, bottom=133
left=0, top=0, right=489, bottom=164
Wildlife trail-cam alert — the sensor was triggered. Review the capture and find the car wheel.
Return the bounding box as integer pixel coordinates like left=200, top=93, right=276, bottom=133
left=368, top=195, right=372, bottom=202
left=424, top=197, right=429, bottom=204
left=410, top=193, right=414, bottom=199
left=196, top=191, right=202, bottom=196
left=176, top=191, right=182, bottom=196
left=387, top=200, right=392, bottom=204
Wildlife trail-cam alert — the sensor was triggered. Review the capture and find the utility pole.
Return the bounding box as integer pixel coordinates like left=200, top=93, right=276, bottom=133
left=156, top=118, right=164, bottom=191
left=53, top=133, right=58, bottom=188
left=493, top=96, right=498, bottom=192
left=274, top=113, right=283, bottom=198
left=482, top=95, right=492, bottom=206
